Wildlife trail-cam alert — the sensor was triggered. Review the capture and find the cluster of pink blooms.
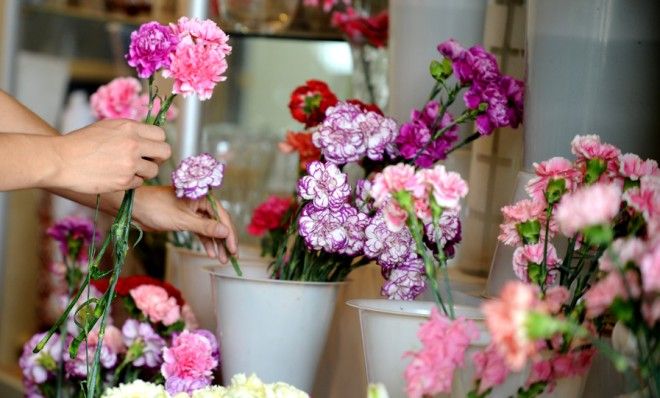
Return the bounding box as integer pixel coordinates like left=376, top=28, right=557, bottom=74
left=371, top=163, right=468, bottom=231
left=90, top=76, right=178, bottom=121
left=126, top=17, right=232, bottom=100
left=161, top=330, right=219, bottom=395
left=130, top=285, right=182, bottom=326
left=404, top=308, right=479, bottom=397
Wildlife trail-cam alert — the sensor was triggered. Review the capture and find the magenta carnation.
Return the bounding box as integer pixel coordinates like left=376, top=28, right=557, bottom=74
left=126, top=22, right=179, bottom=78
left=172, top=153, right=225, bottom=200
left=47, top=216, right=100, bottom=262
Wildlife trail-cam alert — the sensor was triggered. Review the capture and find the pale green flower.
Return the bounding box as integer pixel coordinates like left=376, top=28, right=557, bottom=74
left=102, top=380, right=169, bottom=398
left=367, top=383, right=390, bottom=398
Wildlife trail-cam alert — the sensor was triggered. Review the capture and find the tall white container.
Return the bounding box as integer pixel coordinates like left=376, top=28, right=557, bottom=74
left=524, top=0, right=660, bottom=167
left=210, top=267, right=343, bottom=393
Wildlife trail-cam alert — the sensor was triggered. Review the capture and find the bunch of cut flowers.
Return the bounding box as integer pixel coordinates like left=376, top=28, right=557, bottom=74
left=30, top=16, right=233, bottom=398
left=247, top=38, right=523, bottom=302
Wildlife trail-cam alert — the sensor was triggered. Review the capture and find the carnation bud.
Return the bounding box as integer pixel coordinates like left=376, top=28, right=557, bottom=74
left=584, top=158, right=607, bottom=184
left=516, top=220, right=542, bottom=245
left=544, top=178, right=567, bottom=205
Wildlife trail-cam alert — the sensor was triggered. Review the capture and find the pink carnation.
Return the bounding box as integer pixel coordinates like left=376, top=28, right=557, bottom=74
left=598, top=238, right=647, bottom=272
left=473, top=344, right=509, bottom=394
left=130, top=285, right=181, bottom=326
left=383, top=201, right=408, bottom=232
left=584, top=271, right=641, bottom=318
left=555, top=183, right=622, bottom=236
left=498, top=199, right=553, bottom=246
left=619, top=153, right=659, bottom=181
left=623, top=175, right=659, bottom=223
left=512, top=242, right=560, bottom=285
left=544, top=286, right=570, bottom=314
left=371, top=163, right=425, bottom=206
left=405, top=308, right=479, bottom=397
left=526, top=157, right=581, bottom=202
left=482, top=281, right=541, bottom=371
left=90, top=77, right=142, bottom=120
left=419, top=164, right=469, bottom=209
left=571, top=135, right=621, bottom=180
left=161, top=330, right=217, bottom=385
left=171, top=17, right=231, bottom=52
left=527, top=349, right=595, bottom=388
left=164, top=43, right=228, bottom=100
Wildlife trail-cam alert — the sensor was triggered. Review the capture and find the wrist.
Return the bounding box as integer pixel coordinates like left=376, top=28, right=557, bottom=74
left=43, top=135, right=71, bottom=190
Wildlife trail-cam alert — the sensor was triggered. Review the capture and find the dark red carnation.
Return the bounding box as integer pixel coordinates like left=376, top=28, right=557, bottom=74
left=91, top=275, right=185, bottom=305
left=288, top=80, right=338, bottom=128
left=331, top=8, right=389, bottom=48
left=346, top=99, right=384, bottom=115
left=247, top=195, right=295, bottom=237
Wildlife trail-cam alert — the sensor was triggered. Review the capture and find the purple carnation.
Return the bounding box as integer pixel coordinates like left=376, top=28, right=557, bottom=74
left=65, top=338, right=117, bottom=378
left=165, top=376, right=211, bottom=395
left=437, top=38, right=465, bottom=60
left=341, top=211, right=370, bottom=256
left=126, top=22, right=179, bottom=78
left=172, top=153, right=225, bottom=200
left=47, top=216, right=100, bottom=262
left=396, top=101, right=459, bottom=168
left=19, top=333, right=62, bottom=387
left=299, top=203, right=362, bottom=253
left=122, top=319, right=166, bottom=368
left=425, top=208, right=462, bottom=258
left=448, top=44, right=500, bottom=86
left=469, top=76, right=525, bottom=135
left=297, top=161, right=351, bottom=209
left=313, top=102, right=398, bottom=164
left=355, top=179, right=374, bottom=213
left=364, top=211, right=415, bottom=270
left=381, top=256, right=426, bottom=300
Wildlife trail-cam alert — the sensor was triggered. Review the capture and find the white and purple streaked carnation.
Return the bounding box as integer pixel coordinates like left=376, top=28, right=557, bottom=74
left=165, top=377, right=210, bottom=395
left=297, top=161, right=351, bottom=209
left=172, top=153, right=225, bottom=200
left=312, top=102, right=398, bottom=164
left=381, top=256, right=427, bottom=300
left=19, top=333, right=62, bottom=387
left=425, top=208, right=462, bottom=258
left=298, top=203, right=355, bottom=253
left=364, top=211, right=415, bottom=269
left=341, top=211, right=370, bottom=256
left=122, top=319, right=166, bottom=368
left=355, top=179, right=375, bottom=213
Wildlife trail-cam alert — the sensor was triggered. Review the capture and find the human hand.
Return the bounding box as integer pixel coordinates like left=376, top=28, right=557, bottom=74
left=132, top=185, right=239, bottom=264
left=51, top=119, right=171, bottom=194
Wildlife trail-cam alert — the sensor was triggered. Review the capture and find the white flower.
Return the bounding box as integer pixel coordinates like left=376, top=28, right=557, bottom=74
left=367, top=384, right=390, bottom=398
left=102, top=380, right=169, bottom=398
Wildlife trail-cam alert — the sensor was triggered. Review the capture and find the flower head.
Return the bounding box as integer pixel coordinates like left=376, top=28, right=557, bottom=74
left=584, top=271, right=640, bottom=318
left=161, top=331, right=218, bottom=395
left=298, top=203, right=363, bottom=254
left=355, top=179, right=375, bottom=213
left=102, top=380, right=169, bottom=398
left=297, top=161, right=351, bottom=209
left=555, top=183, right=622, bottom=237
left=472, top=344, right=509, bottom=394
left=122, top=319, right=166, bottom=368
left=619, top=153, right=659, bottom=181
left=381, top=256, right=426, bottom=300
left=443, top=43, right=500, bottom=86
left=164, top=43, right=228, bottom=100
left=640, top=241, right=660, bottom=293
left=130, top=285, right=181, bottom=326
left=405, top=309, right=479, bottom=397
left=424, top=208, right=462, bottom=258
left=47, top=216, right=100, bottom=262
left=498, top=199, right=552, bottom=246
left=364, top=211, right=415, bottom=270
left=571, top=135, right=621, bottom=182
left=247, top=195, right=294, bottom=237
left=65, top=328, right=120, bottom=378
left=371, top=163, right=424, bottom=207
left=312, top=101, right=398, bottom=164
left=170, top=17, right=231, bottom=51
left=172, top=153, right=225, bottom=200
left=419, top=164, right=469, bottom=209
left=512, top=242, right=560, bottom=286
left=288, top=80, right=338, bottom=128
left=470, top=77, right=525, bottom=136
left=126, top=22, right=179, bottom=78
left=20, top=332, right=62, bottom=387
left=526, top=157, right=581, bottom=203
left=91, top=77, right=143, bottom=120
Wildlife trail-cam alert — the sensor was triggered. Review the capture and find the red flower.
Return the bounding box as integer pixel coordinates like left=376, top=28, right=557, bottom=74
left=91, top=275, right=185, bottom=306
left=288, top=80, right=338, bottom=128
left=247, top=195, right=295, bottom=237
left=331, top=8, right=389, bottom=48
left=278, top=131, right=322, bottom=170
left=346, top=99, right=384, bottom=115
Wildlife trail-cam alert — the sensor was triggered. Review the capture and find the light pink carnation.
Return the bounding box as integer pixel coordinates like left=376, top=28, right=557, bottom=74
left=383, top=201, right=408, bottom=232
left=544, top=286, right=570, bottom=314
left=598, top=238, right=647, bottom=272
left=405, top=308, right=479, bottom=397
left=555, top=183, right=622, bottom=236
left=161, top=330, right=217, bottom=381
left=619, top=153, right=659, bottom=181
left=90, top=77, right=142, bottom=120
left=526, top=157, right=581, bottom=202
left=171, top=17, right=232, bottom=52
left=571, top=135, right=621, bottom=180
left=623, top=175, right=659, bottom=223
left=473, top=344, right=509, bottom=394
left=419, top=164, right=469, bottom=209
left=371, top=164, right=425, bottom=207
left=482, top=281, right=541, bottom=371
left=640, top=241, right=660, bottom=293
left=130, top=285, right=181, bottom=326
left=498, top=199, right=553, bottom=246
left=584, top=271, right=640, bottom=318
left=164, top=43, right=228, bottom=100
left=512, top=242, right=560, bottom=285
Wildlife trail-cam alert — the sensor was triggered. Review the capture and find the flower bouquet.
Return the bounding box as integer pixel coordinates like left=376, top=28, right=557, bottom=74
left=31, top=17, right=232, bottom=398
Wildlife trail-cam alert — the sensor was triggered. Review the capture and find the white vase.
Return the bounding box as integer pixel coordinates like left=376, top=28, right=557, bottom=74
left=346, top=299, right=525, bottom=398
left=388, top=0, right=488, bottom=123
left=210, top=267, right=343, bottom=393
left=165, top=243, right=269, bottom=330
left=524, top=0, right=660, bottom=167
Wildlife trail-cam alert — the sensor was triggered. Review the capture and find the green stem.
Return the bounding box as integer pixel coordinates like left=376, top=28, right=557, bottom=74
left=540, top=206, right=553, bottom=294
left=207, top=193, right=242, bottom=277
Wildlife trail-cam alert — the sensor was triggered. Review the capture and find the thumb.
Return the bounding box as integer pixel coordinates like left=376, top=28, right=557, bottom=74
left=182, top=215, right=229, bottom=239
